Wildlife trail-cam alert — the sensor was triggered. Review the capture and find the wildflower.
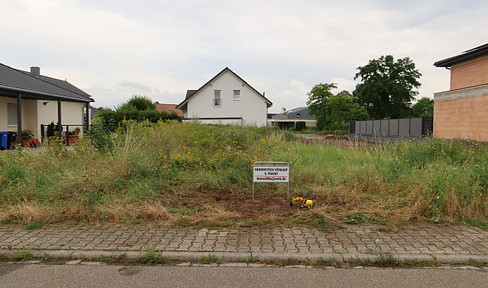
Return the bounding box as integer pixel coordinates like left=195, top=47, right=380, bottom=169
left=252, top=155, right=259, bottom=163
left=58, top=153, right=62, bottom=156
left=436, top=196, right=440, bottom=200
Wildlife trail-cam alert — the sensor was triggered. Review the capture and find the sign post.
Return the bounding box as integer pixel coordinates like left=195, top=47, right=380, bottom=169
left=252, top=161, right=290, bottom=200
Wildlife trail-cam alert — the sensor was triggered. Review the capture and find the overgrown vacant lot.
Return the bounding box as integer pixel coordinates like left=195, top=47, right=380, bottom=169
left=1, top=122, right=487, bottom=230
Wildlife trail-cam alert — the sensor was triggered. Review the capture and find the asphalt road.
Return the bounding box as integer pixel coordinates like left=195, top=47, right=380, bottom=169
left=1, top=263, right=487, bottom=288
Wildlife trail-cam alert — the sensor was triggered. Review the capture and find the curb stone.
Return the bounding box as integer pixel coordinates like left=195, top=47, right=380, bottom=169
left=1, top=249, right=488, bottom=266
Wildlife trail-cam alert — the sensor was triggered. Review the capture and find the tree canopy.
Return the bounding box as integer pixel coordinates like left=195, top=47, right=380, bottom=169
left=306, top=85, right=368, bottom=132
left=118, top=95, right=156, bottom=112
left=306, top=83, right=337, bottom=130
left=411, top=97, right=433, bottom=117
left=326, top=90, right=368, bottom=130
left=353, top=55, right=421, bottom=119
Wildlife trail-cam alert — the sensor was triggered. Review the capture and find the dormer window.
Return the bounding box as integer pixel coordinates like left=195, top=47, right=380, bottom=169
left=214, top=90, right=221, bottom=107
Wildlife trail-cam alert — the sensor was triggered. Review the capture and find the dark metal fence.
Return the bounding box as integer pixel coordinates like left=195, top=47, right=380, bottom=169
left=349, top=116, right=433, bottom=143
left=41, top=124, right=89, bottom=145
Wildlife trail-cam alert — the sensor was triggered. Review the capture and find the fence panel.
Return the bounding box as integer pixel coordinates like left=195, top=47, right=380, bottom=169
left=410, top=118, right=422, bottom=138
left=398, top=119, right=410, bottom=137
left=389, top=119, right=399, bottom=137
left=349, top=116, right=433, bottom=143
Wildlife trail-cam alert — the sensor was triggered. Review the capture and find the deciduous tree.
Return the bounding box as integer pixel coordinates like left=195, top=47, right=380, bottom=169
left=354, top=55, right=421, bottom=119
left=327, top=91, right=368, bottom=131
left=411, top=97, right=433, bottom=117
left=306, top=83, right=337, bottom=131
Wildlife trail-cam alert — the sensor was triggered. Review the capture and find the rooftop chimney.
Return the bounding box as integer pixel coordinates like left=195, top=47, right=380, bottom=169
left=30, top=66, right=40, bottom=78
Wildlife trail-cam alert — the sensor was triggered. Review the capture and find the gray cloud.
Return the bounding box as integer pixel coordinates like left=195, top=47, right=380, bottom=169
left=1, top=0, right=487, bottom=111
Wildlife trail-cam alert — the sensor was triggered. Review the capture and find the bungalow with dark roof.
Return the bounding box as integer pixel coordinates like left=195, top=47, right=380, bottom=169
left=269, top=107, right=316, bottom=129
left=0, top=63, right=94, bottom=146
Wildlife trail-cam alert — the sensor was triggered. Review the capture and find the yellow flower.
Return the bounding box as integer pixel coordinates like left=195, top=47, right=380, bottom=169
left=436, top=196, right=440, bottom=200
left=58, top=153, right=62, bottom=156
left=252, top=155, right=259, bottom=163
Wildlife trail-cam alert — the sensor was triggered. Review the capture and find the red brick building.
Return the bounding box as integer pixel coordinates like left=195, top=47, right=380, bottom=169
left=434, top=44, right=488, bottom=141
left=155, top=103, right=184, bottom=117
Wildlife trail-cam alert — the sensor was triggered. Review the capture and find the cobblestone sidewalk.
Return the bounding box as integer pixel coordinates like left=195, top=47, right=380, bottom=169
left=1, top=224, right=488, bottom=263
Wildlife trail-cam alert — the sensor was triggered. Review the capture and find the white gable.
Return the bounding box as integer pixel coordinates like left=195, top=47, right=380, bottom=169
left=182, top=69, right=270, bottom=127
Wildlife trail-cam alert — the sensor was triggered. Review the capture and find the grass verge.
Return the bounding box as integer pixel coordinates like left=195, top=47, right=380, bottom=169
left=0, top=122, right=487, bottom=228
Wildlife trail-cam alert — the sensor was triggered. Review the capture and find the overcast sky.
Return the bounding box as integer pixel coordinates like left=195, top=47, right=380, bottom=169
left=1, top=0, right=487, bottom=112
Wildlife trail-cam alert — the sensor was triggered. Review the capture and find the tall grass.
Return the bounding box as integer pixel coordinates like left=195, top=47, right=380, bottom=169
left=0, top=122, right=487, bottom=226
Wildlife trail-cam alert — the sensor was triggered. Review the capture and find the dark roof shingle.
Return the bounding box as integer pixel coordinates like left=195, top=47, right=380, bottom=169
left=0, top=63, right=93, bottom=102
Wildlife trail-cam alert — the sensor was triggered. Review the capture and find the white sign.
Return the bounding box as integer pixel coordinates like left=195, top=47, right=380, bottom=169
left=253, top=165, right=289, bottom=183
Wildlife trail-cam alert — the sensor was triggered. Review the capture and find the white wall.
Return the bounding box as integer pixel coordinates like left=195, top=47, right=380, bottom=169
left=37, top=101, right=85, bottom=138
left=0, top=97, right=38, bottom=134
left=186, top=71, right=268, bottom=127
left=0, top=96, right=18, bottom=132
left=0, top=96, right=85, bottom=139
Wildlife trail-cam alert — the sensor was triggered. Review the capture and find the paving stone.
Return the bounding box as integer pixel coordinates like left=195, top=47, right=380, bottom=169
left=192, top=263, right=219, bottom=267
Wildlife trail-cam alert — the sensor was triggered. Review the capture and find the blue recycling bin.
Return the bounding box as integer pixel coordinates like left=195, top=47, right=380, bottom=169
left=0, top=132, right=8, bottom=150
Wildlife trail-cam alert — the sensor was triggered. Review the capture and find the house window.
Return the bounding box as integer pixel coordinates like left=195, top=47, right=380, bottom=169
left=233, top=90, right=240, bottom=100
left=7, top=103, right=18, bottom=126
left=297, top=113, right=300, bottom=118
left=214, top=90, right=221, bottom=107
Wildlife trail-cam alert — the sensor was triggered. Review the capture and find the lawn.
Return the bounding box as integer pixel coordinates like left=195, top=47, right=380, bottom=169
left=1, top=121, right=487, bottom=229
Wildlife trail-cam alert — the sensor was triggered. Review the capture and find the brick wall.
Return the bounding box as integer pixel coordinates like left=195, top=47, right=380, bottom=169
left=451, top=56, right=488, bottom=90
left=434, top=93, right=488, bottom=141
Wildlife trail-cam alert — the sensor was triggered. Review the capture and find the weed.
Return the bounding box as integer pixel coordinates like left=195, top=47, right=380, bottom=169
left=344, top=212, right=376, bottom=224
left=140, top=252, right=169, bottom=265
left=466, top=259, right=487, bottom=268
left=465, top=218, right=488, bottom=230
left=310, top=214, right=329, bottom=230
left=41, top=253, right=50, bottom=261
left=1, top=123, right=488, bottom=227
left=199, top=254, right=222, bottom=264
left=264, top=258, right=301, bottom=267
left=402, top=258, right=440, bottom=268
left=242, top=256, right=257, bottom=263
left=25, top=221, right=45, bottom=230
left=101, top=253, right=128, bottom=263
left=315, top=257, right=336, bottom=267
left=378, top=251, right=395, bottom=267
left=377, top=226, right=392, bottom=232
left=265, top=258, right=284, bottom=267
left=12, top=251, right=32, bottom=262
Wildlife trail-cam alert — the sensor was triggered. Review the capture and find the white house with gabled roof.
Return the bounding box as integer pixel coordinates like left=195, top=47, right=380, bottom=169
left=176, top=67, right=272, bottom=127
